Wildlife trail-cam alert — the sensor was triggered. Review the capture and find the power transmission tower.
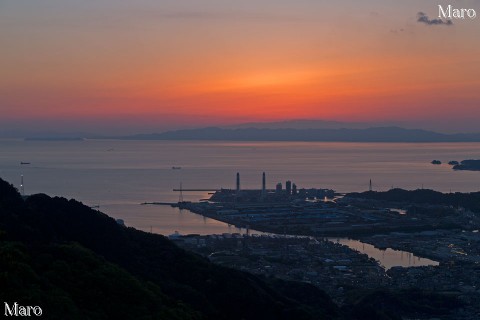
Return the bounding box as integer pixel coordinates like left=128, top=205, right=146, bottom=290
left=178, top=182, right=184, bottom=203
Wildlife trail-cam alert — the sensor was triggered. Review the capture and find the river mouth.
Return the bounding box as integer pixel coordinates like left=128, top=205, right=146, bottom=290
left=328, top=237, right=439, bottom=270
left=104, top=203, right=440, bottom=270
left=116, top=204, right=439, bottom=270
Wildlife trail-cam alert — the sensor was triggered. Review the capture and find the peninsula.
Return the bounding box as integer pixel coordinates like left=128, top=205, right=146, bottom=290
left=452, top=159, right=480, bottom=171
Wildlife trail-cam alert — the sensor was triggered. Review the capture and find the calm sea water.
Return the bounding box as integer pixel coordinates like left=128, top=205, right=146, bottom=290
left=1, top=139, right=477, bottom=268
left=330, top=238, right=439, bottom=269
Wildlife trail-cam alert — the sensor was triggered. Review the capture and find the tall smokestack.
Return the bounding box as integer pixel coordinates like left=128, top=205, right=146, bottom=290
left=262, top=172, right=266, bottom=198
left=236, top=172, right=240, bottom=193
left=286, top=180, right=292, bottom=195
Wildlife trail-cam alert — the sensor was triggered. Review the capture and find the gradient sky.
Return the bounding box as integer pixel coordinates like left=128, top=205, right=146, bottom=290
left=1, top=0, right=479, bottom=134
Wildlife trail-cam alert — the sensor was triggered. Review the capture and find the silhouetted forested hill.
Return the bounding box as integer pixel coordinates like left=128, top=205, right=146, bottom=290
left=0, top=178, right=338, bottom=320
left=347, top=188, right=480, bottom=212
left=0, top=178, right=463, bottom=319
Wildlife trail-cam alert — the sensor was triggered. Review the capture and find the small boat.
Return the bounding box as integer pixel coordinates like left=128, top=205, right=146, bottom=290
left=171, top=166, right=182, bottom=170
left=20, top=162, right=31, bottom=165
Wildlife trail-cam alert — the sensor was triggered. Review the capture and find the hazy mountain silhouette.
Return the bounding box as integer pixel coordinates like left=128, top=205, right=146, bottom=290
left=120, top=126, right=480, bottom=142
left=224, top=119, right=401, bottom=130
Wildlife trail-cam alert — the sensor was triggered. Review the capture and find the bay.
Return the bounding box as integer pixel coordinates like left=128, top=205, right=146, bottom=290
left=1, top=139, right=479, bottom=237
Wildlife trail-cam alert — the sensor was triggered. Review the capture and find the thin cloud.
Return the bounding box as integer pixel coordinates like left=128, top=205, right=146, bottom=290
left=149, top=10, right=305, bottom=23
left=417, top=12, right=453, bottom=26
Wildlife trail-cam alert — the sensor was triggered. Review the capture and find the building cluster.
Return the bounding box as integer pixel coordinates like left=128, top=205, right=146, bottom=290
left=210, top=172, right=334, bottom=203
left=172, top=233, right=480, bottom=319
left=171, top=234, right=388, bottom=304
left=358, top=229, right=480, bottom=265
left=178, top=197, right=451, bottom=237
left=172, top=178, right=480, bottom=319
left=388, top=264, right=480, bottom=319
left=236, top=172, right=298, bottom=197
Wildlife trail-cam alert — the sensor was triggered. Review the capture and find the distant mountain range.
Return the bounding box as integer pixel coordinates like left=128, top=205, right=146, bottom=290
left=118, top=126, right=480, bottom=142
left=13, top=119, right=480, bottom=142
left=224, top=119, right=402, bottom=130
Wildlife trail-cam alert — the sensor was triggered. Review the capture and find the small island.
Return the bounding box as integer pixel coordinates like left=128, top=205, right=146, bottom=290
left=431, top=160, right=442, bottom=165
left=448, top=160, right=459, bottom=165
left=452, top=159, right=480, bottom=171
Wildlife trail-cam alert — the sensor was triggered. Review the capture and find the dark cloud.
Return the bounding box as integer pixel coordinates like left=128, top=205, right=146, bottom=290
left=417, top=12, right=453, bottom=26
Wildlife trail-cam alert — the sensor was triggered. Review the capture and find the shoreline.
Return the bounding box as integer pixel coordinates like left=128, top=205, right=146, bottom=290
left=170, top=202, right=443, bottom=267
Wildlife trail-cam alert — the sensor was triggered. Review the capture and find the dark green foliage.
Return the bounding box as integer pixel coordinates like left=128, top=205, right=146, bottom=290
left=0, top=178, right=462, bottom=319
left=0, top=241, right=196, bottom=320
left=0, top=180, right=24, bottom=211
left=0, top=178, right=339, bottom=320
left=347, top=188, right=480, bottom=212
left=342, top=289, right=462, bottom=320
left=265, top=278, right=339, bottom=319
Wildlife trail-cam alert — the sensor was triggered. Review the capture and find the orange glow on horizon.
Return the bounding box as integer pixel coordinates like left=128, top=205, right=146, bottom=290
left=1, top=0, right=479, bottom=133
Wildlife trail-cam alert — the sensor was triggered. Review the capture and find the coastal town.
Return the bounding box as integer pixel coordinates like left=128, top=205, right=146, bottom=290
left=160, top=173, right=480, bottom=319
left=172, top=233, right=480, bottom=319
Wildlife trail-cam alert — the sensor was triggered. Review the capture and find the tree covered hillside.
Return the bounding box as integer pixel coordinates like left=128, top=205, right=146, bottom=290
left=0, top=178, right=338, bottom=320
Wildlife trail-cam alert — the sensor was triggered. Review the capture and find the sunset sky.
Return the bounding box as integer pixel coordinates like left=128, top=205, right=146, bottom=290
left=1, top=0, right=479, bottom=135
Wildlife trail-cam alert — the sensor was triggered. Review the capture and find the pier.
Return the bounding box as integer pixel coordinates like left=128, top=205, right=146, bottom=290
left=141, top=202, right=178, bottom=206
left=173, top=188, right=219, bottom=192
